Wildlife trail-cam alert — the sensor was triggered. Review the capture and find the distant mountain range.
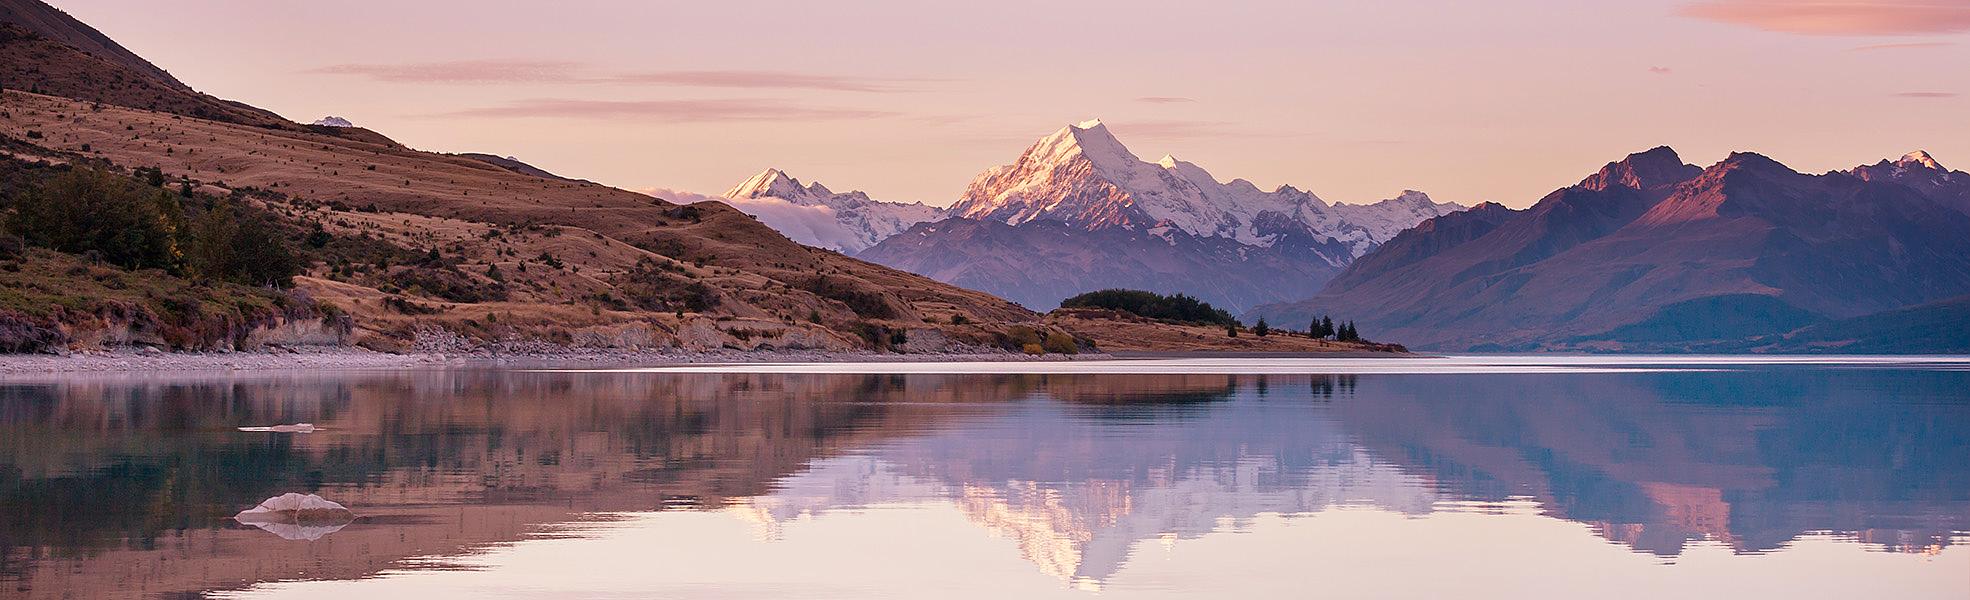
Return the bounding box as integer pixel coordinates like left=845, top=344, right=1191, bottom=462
left=1248, top=147, right=1970, bottom=351
left=736, top=120, right=1460, bottom=311
left=722, top=169, right=948, bottom=254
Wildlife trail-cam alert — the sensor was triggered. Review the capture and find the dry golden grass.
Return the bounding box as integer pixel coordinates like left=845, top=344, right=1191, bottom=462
left=1, top=91, right=1036, bottom=351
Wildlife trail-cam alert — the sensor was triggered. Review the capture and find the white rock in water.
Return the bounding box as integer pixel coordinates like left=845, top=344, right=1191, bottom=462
left=237, top=423, right=318, bottom=433
left=234, top=493, right=355, bottom=541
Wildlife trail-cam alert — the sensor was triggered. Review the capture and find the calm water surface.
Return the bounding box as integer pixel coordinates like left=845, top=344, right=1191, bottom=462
left=1, top=356, right=1966, bottom=598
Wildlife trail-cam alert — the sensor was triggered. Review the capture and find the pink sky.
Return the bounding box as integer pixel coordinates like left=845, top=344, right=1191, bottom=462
left=51, top=0, right=1970, bottom=207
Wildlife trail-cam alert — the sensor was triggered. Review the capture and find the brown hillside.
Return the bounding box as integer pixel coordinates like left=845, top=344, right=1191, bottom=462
left=0, top=90, right=1040, bottom=351
left=0, top=0, right=185, bottom=88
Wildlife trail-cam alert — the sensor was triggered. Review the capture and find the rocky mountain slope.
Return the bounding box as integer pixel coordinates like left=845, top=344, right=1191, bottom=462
left=722, top=168, right=947, bottom=254
left=1247, top=147, right=1970, bottom=351
left=859, top=121, right=1460, bottom=311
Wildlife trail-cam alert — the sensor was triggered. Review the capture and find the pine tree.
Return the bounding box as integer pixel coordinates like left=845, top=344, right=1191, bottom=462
left=1255, top=318, right=1270, bottom=337
left=1321, top=316, right=1336, bottom=339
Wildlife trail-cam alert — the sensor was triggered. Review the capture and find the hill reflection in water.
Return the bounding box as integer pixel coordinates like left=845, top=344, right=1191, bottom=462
left=0, top=361, right=1965, bottom=598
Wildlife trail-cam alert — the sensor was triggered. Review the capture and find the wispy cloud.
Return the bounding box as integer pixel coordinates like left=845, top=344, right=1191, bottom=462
left=603, top=71, right=917, bottom=92
left=1679, top=0, right=1970, bottom=36
left=312, top=60, right=920, bottom=92
left=436, top=98, right=896, bottom=122
left=310, top=60, right=580, bottom=83
left=1647, top=66, right=1674, bottom=75
left=1105, top=120, right=1305, bottom=140
left=1849, top=41, right=1956, bottom=51
left=1893, top=91, right=1959, bottom=98
left=1136, top=96, right=1196, bottom=104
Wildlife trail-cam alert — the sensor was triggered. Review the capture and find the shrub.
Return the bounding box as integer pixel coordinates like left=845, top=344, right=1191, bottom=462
left=1003, top=325, right=1044, bottom=350
left=188, top=200, right=301, bottom=287
left=802, top=275, right=896, bottom=319
left=1042, top=331, right=1078, bottom=354
left=617, top=258, right=718, bottom=313
left=11, top=168, right=183, bottom=271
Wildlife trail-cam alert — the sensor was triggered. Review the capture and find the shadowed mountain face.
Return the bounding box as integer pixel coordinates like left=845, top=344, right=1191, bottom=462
left=861, top=218, right=1349, bottom=312
left=1248, top=148, right=1970, bottom=351
left=3, top=367, right=1965, bottom=596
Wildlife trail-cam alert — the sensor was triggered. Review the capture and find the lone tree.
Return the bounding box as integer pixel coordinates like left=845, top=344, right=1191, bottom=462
left=1255, top=318, right=1270, bottom=337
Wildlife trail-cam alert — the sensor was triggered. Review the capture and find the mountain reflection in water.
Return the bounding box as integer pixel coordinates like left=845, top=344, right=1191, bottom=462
left=0, top=361, right=1965, bottom=598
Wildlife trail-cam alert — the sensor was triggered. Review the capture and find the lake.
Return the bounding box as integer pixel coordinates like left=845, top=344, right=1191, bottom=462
left=2, top=356, right=1966, bottom=598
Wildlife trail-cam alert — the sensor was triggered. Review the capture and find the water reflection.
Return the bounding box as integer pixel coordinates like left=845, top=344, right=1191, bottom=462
left=0, top=364, right=1965, bottom=598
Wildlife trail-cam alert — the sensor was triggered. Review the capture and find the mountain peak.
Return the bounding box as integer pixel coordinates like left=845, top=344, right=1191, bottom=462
left=726, top=167, right=846, bottom=204
left=312, top=116, right=354, bottom=128
left=1899, top=150, right=1945, bottom=171
left=1025, top=119, right=1143, bottom=180
left=1581, top=146, right=1698, bottom=191
left=1716, top=151, right=1793, bottom=175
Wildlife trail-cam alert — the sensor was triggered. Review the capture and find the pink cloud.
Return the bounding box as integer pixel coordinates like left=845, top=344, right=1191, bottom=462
left=437, top=98, right=896, bottom=122
left=1893, top=91, right=1959, bottom=98
left=1648, top=66, right=1674, bottom=75
left=1679, top=0, right=1970, bottom=36
left=1136, top=97, right=1196, bottom=104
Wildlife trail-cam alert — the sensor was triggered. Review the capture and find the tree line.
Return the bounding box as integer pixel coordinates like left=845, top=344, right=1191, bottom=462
left=1238, top=314, right=1363, bottom=341
left=1060, top=289, right=1237, bottom=326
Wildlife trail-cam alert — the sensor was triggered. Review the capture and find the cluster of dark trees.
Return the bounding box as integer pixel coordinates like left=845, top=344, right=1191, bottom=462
left=1061, top=289, right=1236, bottom=325
left=1235, top=315, right=1363, bottom=341
left=1307, top=315, right=1362, bottom=342
left=2, top=165, right=300, bottom=287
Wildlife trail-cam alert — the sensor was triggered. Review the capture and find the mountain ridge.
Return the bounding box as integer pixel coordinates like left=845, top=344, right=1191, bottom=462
left=722, top=168, right=949, bottom=254
left=1248, top=147, right=1970, bottom=351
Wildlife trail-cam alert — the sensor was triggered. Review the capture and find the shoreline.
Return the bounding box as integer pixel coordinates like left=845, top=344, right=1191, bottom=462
left=0, top=344, right=1425, bottom=377
left=0, top=345, right=1109, bottom=377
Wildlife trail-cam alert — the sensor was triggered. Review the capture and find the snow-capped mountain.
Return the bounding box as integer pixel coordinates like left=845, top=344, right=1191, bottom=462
left=722, top=168, right=948, bottom=254
left=951, top=119, right=1463, bottom=258
left=858, top=120, right=1461, bottom=310
left=1846, top=150, right=1970, bottom=215
left=311, top=116, right=354, bottom=128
